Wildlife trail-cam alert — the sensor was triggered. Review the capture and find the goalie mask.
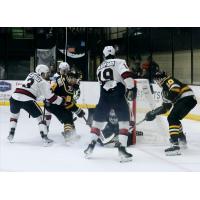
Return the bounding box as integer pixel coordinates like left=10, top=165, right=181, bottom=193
left=108, top=109, right=118, bottom=125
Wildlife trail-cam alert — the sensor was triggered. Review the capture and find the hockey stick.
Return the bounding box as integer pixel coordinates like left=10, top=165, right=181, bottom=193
left=99, top=133, right=116, bottom=145
left=83, top=115, right=116, bottom=145
left=43, top=105, right=46, bottom=121
left=73, top=117, right=77, bottom=122
left=136, top=118, right=146, bottom=126
left=83, top=116, right=90, bottom=127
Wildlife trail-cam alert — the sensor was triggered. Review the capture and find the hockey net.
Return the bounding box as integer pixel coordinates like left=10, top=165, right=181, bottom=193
left=130, top=79, right=169, bottom=145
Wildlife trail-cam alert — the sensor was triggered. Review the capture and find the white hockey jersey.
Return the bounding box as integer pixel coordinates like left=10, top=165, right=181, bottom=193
left=12, top=72, right=63, bottom=105
left=97, top=58, right=134, bottom=91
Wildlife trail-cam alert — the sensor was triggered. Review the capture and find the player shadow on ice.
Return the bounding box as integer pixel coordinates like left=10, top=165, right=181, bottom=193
left=6, top=140, right=45, bottom=147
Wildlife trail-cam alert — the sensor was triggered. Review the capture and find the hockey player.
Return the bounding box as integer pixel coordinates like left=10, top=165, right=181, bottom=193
left=99, top=109, right=119, bottom=146
left=45, top=61, right=69, bottom=132
left=8, top=64, right=66, bottom=146
left=45, top=67, right=84, bottom=143
left=145, top=71, right=197, bottom=156
left=52, top=61, right=70, bottom=80
left=96, top=109, right=136, bottom=147
left=52, top=62, right=81, bottom=100
left=84, top=46, right=137, bottom=162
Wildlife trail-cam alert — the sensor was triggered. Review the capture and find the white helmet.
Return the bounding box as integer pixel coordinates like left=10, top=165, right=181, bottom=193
left=35, top=64, right=49, bottom=75
left=59, top=62, right=70, bottom=71
left=103, top=46, right=116, bottom=58
left=58, top=62, right=70, bottom=75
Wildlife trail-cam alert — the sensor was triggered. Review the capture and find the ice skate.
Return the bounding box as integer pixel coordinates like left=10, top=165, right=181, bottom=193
left=42, top=135, right=54, bottom=147
left=7, top=128, right=15, bottom=143
left=118, top=145, right=133, bottom=163
left=84, top=140, right=96, bottom=158
left=179, top=133, right=187, bottom=149
left=62, top=130, right=80, bottom=143
left=165, top=143, right=181, bottom=156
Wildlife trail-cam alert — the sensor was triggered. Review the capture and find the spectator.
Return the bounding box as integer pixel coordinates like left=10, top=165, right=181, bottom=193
left=141, top=55, right=160, bottom=93
left=130, top=55, right=142, bottom=78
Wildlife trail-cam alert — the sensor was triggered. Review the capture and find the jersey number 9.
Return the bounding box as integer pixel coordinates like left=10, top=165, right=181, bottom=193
left=97, top=68, right=114, bottom=85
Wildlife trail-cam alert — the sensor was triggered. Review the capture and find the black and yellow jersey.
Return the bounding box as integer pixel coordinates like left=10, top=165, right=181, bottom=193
left=51, top=74, right=80, bottom=110
left=161, top=76, right=194, bottom=104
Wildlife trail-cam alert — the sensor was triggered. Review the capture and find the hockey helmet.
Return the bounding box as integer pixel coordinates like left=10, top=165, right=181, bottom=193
left=108, top=109, right=118, bottom=125
left=35, top=64, right=50, bottom=79
left=103, top=46, right=116, bottom=58
left=58, top=62, right=70, bottom=75
left=66, top=68, right=80, bottom=85
left=154, top=71, right=168, bottom=85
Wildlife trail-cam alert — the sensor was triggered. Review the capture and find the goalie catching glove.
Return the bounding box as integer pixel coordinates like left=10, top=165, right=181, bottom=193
left=126, top=86, right=137, bottom=101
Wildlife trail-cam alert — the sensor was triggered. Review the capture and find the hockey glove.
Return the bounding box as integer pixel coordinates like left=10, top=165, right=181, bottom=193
left=44, top=100, right=51, bottom=107
left=145, top=110, right=156, bottom=121
left=73, top=84, right=80, bottom=90
left=60, top=97, right=67, bottom=106
left=126, top=87, right=137, bottom=101
left=74, top=89, right=81, bottom=101
left=75, top=108, right=85, bottom=118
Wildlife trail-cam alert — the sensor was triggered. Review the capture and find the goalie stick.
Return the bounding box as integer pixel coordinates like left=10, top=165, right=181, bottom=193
left=99, top=133, right=116, bottom=145
left=82, top=116, right=116, bottom=144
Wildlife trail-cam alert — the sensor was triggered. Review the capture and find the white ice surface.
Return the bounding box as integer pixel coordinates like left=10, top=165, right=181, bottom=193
left=0, top=106, right=200, bottom=172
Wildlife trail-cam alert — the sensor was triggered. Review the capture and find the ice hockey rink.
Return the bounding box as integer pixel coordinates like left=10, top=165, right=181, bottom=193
left=0, top=106, right=200, bottom=172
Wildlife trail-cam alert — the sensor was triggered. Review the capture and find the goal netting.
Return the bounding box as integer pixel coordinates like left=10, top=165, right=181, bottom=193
left=131, top=79, right=169, bottom=146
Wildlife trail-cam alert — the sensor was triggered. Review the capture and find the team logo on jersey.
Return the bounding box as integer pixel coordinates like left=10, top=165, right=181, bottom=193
left=0, top=81, right=11, bottom=92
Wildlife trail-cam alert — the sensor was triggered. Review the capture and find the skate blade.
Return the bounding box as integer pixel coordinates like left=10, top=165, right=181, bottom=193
left=8, top=139, right=14, bottom=143
left=120, top=157, right=133, bottom=163
left=7, top=136, right=14, bottom=143
left=179, top=143, right=187, bottom=149
left=43, top=141, right=54, bottom=147
left=64, top=138, right=77, bottom=145
left=165, top=151, right=181, bottom=156
left=180, top=145, right=187, bottom=150
left=84, top=153, right=92, bottom=159
left=65, top=141, right=75, bottom=146
left=64, top=135, right=81, bottom=143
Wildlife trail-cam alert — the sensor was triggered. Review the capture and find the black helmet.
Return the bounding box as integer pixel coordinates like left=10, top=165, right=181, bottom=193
left=154, top=71, right=168, bottom=85
left=66, top=68, right=80, bottom=85
left=67, top=68, right=80, bottom=79
left=154, top=71, right=167, bottom=79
